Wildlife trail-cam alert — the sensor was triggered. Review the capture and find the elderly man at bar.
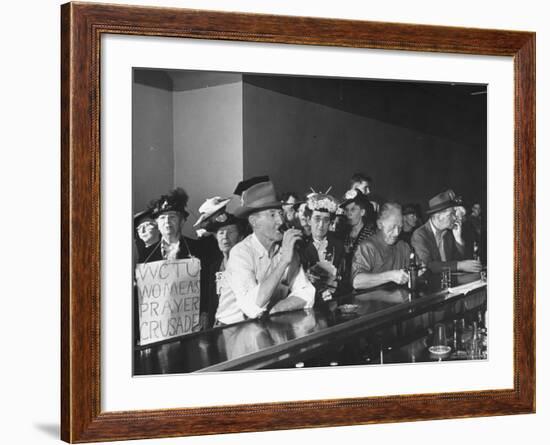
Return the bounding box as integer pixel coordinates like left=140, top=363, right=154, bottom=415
left=411, top=190, right=481, bottom=273
left=352, top=202, right=411, bottom=290
left=215, top=179, right=315, bottom=326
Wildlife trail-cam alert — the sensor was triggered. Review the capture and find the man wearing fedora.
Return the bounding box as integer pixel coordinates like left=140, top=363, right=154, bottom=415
left=411, top=190, right=481, bottom=274
left=215, top=178, right=315, bottom=325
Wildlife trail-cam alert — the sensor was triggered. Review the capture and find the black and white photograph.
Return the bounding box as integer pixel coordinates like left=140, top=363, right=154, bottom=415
left=132, top=68, right=488, bottom=375
left=2, top=0, right=545, bottom=442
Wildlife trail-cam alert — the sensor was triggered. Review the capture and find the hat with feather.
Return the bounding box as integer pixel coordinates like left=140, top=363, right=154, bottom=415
left=150, top=188, right=190, bottom=219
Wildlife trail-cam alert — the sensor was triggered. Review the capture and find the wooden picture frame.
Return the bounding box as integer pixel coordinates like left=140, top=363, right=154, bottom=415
left=61, top=1, right=535, bottom=442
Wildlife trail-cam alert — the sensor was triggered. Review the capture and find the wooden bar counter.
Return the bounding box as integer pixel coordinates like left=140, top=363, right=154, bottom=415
left=134, top=272, right=487, bottom=375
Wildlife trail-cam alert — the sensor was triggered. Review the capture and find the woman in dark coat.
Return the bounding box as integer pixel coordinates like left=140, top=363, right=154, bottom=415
left=339, top=188, right=376, bottom=291
left=142, top=188, right=201, bottom=263
left=193, top=196, right=245, bottom=329
left=133, top=208, right=160, bottom=264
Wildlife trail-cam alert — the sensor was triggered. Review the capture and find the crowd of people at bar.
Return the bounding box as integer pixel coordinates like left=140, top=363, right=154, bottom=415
left=133, top=173, right=485, bottom=330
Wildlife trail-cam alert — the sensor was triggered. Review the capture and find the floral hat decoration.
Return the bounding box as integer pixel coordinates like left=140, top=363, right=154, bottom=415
left=338, top=188, right=371, bottom=209
left=306, top=187, right=340, bottom=214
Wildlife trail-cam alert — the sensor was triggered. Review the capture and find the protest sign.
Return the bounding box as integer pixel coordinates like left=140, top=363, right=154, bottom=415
left=135, top=258, right=201, bottom=345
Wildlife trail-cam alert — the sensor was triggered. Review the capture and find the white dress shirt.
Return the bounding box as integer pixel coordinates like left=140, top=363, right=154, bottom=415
left=215, top=233, right=315, bottom=325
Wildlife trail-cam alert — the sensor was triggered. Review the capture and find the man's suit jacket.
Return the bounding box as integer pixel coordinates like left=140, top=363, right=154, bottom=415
left=411, top=221, right=469, bottom=273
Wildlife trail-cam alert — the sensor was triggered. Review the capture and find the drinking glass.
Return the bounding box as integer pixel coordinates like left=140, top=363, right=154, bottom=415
left=429, top=323, right=452, bottom=355
left=440, top=267, right=452, bottom=289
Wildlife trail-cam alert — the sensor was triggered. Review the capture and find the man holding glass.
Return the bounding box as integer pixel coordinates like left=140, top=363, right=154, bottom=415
left=215, top=179, right=315, bottom=325
left=411, top=189, right=482, bottom=274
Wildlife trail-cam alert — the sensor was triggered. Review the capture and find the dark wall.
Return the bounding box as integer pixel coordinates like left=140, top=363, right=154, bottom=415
left=132, top=70, right=487, bottom=222
left=242, top=75, right=486, bottom=213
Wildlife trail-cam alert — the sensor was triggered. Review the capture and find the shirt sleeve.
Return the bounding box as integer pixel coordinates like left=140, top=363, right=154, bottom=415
left=351, top=241, right=374, bottom=282
left=288, top=265, right=315, bottom=308
left=225, top=245, right=268, bottom=319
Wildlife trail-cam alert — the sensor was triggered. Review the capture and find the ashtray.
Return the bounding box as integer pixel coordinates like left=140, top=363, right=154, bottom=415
left=428, top=345, right=452, bottom=355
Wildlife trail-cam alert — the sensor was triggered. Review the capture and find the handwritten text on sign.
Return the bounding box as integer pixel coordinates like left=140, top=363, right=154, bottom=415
left=135, top=258, right=201, bottom=345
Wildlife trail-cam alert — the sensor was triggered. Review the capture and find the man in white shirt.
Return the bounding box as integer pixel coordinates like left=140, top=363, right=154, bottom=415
left=215, top=179, right=315, bottom=325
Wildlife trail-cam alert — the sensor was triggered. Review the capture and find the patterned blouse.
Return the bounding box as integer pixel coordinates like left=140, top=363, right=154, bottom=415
left=344, top=224, right=376, bottom=257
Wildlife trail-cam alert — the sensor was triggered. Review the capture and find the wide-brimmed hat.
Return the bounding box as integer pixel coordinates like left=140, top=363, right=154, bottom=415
left=150, top=188, right=190, bottom=219
left=233, top=180, right=282, bottom=218
left=426, top=189, right=462, bottom=215
left=339, top=188, right=370, bottom=208
left=193, top=196, right=241, bottom=232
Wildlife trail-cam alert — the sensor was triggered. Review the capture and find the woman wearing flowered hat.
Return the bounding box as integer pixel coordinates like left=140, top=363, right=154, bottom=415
left=194, top=196, right=245, bottom=328
left=340, top=188, right=376, bottom=253
left=301, top=192, right=346, bottom=302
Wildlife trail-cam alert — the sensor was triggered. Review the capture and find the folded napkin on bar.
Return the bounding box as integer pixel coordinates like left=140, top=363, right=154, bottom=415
left=445, top=279, right=486, bottom=297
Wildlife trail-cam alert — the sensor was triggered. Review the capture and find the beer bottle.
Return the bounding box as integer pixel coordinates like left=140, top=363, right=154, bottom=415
left=407, top=247, right=419, bottom=291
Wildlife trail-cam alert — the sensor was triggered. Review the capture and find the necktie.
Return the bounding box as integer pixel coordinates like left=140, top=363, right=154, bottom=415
left=435, top=231, right=447, bottom=262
